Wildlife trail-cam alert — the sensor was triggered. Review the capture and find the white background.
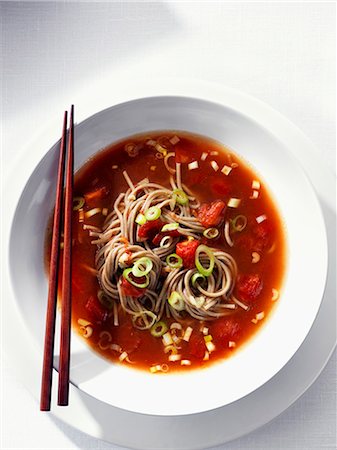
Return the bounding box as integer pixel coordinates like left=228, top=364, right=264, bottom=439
left=2, top=1, right=336, bottom=449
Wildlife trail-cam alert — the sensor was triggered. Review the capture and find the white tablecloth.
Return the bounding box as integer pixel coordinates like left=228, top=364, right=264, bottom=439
left=2, top=2, right=336, bottom=449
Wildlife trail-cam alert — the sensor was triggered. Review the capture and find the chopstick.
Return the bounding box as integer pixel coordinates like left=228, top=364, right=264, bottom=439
left=58, top=105, right=74, bottom=406
left=40, top=106, right=74, bottom=411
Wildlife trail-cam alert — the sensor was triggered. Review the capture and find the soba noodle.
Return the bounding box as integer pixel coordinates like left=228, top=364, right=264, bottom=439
left=94, top=162, right=239, bottom=329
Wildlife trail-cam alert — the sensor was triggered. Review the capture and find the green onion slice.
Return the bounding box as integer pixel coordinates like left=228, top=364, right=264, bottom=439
left=166, top=253, right=183, bottom=268
left=162, top=222, right=179, bottom=232
left=145, top=206, right=161, bottom=221
left=172, top=189, right=189, bottom=205
left=203, top=228, right=219, bottom=239
left=132, top=257, right=153, bottom=277
left=191, top=272, right=206, bottom=287
left=97, top=290, right=113, bottom=310
left=168, top=291, right=185, bottom=311
left=73, top=196, right=85, bottom=211
left=195, top=245, right=215, bottom=277
left=135, top=213, right=146, bottom=225
left=231, top=215, right=247, bottom=232
left=150, top=321, right=168, bottom=337
left=123, top=268, right=149, bottom=288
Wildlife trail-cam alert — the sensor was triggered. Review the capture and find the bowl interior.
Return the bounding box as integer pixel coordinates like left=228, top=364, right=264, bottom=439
left=9, top=96, right=327, bottom=415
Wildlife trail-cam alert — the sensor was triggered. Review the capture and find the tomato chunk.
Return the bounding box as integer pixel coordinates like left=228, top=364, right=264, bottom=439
left=237, top=274, right=263, bottom=303
left=197, top=200, right=226, bottom=228
left=138, top=219, right=164, bottom=241
left=85, top=296, right=109, bottom=323
left=120, top=277, right=145, bottom=298
left=211, top=178, right=231, bottom=196
left=189, top=332, right=206, bottom=359
left=176, top=239, right=200, bottom=269
left=115, top=321, right=142, bottom=354
left=252, top=221, right=273, bottom=252
left=84, top=186, right=109, bottom=202
left=211, top=318, right=241, bottom=342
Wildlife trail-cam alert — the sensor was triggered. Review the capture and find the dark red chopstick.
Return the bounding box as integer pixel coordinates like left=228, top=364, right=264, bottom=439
left=40, top=111, right=68, bottom=411
left=58, top=105, right=74, bottom=406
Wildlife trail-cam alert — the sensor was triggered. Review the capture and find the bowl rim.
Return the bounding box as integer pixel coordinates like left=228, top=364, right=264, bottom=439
left=4, top=79, right=329, bottom=416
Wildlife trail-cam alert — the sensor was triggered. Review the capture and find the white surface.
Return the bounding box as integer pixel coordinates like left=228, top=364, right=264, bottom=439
left=7, top=91, right=328, bottom=416
left=1, top=1, right=336, bottom=449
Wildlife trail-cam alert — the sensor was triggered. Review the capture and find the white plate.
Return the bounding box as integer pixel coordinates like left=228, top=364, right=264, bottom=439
left=6, top=90, right=327, bottom=416
left=3, top=79, right=336, bottom=447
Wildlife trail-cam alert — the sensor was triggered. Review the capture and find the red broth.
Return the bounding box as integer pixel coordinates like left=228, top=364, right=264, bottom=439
left=45, top=131, right=286, bottom=373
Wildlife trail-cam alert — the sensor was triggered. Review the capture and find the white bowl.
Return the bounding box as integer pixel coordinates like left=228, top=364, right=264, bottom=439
left=8, top=94, right=327, bottom=416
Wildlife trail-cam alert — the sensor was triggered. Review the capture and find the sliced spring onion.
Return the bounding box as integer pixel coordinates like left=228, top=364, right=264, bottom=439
left=189, top=295, right=206, bottom=308
left=183, top=326, right=193, bottom=342
left=112, top=164, right=118, bottom=169
left=145, top=206, right=161, bottom=221
left=160, top=364, right=169, bottom=372
left=271, top=288, right=279, bottom=301
left=110, top=344, right=122, bottom=353
left=164, top=345, right=178, bottom=355
left=231, top=215, right=247, bottom=232
left=85, top=208, right=101, bottom=218
left=166, top=253, right=183, bottom=269
left=202, top=327, right=209, bottom=336
left=79, top=325, right=93, bottom=338
left=162, top=222, right=179, bottom=232
left=119, top=351, right=128, bottom=362
left=203, top=351, right=210, bottom=361
left=169, top=354, right=182, bottom=362
left=150, top=165, right=156, bottom=171
left=204, top=335, right=213, bottom=343
left=227, top=198, right=241, bottom=208
left=250, top=190, right=259, bottom=199
left=210, top=160, right=219, bottom=171
left=169, top=135, right=180, bottom=145
left=132, top=257, right=153, bottom=277
left=181, top=359, right=191, bottom=366
left=195, top=245, right=215, bottom=277
left=172, top=188, right=189, bottom=205
left=252, top=180, right=261, bottom=190
left=229, top=341, right=236, bottom=348
left=73, top=196, right=85, bottom=211
left=160, top=235, right=171, bottom=248
left=102, top=207, right=108, bottom=216
left=206, top=341, right=216, bottom=353
left=97, top=290, right=114, bottom=310
left=203, top=227, right=219, bottom=239
left=150, top=364, right=161, bottom=373
left=188, top=161, right=199, bottom=170
left=170, top=322, right=183, bottom=331
left=221, top=165, right=232, bottom=176
left=252, top=252, right=260, bottom=263
left=168, top=291, right=185, bottom=311
left=162, top=332, right=173, bottom=346
left=191, top=272, right=206, bottom=287
left=98, top=331, right=112, bottom=350
left=146, top=139, right=157, bottom=147
left=256, top=311, right=265, bottom=321
left=132, top=311, right=157, bottom=330
left=151, top=321, right=168, bottom=337
left=256, top=214, right=267, bottom=224
left=201, top=152, right=208, bottom=161
left=123, top=268, right=149, bottom=288
left=78, top=318, right=91, bottom=327
left=135, top=213, right=146, bottom=225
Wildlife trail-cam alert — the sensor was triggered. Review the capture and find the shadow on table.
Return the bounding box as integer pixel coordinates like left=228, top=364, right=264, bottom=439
left=2, top=1, right=181, bottom=119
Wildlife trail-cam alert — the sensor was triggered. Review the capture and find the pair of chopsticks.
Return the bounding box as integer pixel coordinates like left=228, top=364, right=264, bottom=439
left=40, top=106, right=74, bottom=411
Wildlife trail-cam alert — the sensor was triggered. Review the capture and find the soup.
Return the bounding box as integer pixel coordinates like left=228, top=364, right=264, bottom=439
left=45, top=131, right=286, bottom=373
